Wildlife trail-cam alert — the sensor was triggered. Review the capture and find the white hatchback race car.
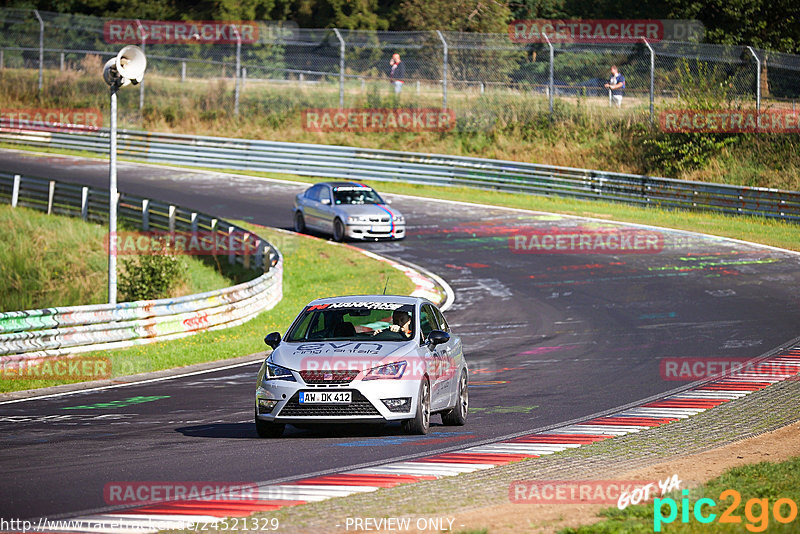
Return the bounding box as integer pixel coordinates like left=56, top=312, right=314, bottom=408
left=255, top=295, right=468, bottom=438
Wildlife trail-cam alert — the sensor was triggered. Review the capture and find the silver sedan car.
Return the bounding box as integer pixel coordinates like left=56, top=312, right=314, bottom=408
left=255, top=295, right=468, bottom=438
left=292, top=182, right=405, bottom=241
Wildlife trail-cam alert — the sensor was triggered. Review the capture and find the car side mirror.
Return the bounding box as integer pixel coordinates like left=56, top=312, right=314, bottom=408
left=264, top=332, right=281, bottom=349
left=427, top=330, right=450, bottom=347
left=385, top=199, right=392, bottom=205
left=321, top=198, right=331, bottom=205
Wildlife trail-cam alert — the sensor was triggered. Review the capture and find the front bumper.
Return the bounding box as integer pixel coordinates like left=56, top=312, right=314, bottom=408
left=255, top=377, right=420, bottom=424
left=345, top=222, right=405, bottom=240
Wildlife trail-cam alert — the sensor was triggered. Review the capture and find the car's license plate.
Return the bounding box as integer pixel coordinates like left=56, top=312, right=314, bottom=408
left=371, top=226, right=391, bottom=233
left=299, top=391, right=352, bottom=404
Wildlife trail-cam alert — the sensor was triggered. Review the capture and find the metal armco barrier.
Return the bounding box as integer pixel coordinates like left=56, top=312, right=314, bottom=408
left=0, top=172, right=283, bottom=361
left=1, top=125, right=798, bottom=222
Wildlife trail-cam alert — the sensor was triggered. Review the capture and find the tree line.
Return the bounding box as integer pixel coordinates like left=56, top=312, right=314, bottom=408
left=2, top=0, right=798, bottom=53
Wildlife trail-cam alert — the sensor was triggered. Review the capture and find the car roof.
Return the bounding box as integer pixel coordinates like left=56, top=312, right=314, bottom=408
left=315, top=182, right=373, bottom=189
left=305, top=294, right=426, bottom=307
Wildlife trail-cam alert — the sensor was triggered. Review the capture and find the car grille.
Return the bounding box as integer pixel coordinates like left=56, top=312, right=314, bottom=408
left=278, top=390, right=381, bottom=417
left=299, top=370, right=359, bottom=384
left=367, top=217, right=390, bottom=223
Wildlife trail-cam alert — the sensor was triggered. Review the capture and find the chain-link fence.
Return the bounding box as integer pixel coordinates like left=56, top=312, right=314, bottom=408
left=1, top=8, right=799, bottom=132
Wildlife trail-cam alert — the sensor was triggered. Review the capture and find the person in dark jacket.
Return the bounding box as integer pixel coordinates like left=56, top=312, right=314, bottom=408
left=389, top=53, right=406, bottom=94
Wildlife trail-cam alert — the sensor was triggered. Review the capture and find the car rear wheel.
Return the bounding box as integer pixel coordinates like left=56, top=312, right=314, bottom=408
left=402, top=379, right=430, bottom=435
left=441, top=371, right=468, bottom=426
left=333, top=218, right=346, bottom=242
left=255, top=414, right=285, bottom=438
left=294, top=211, right=306, bottom=234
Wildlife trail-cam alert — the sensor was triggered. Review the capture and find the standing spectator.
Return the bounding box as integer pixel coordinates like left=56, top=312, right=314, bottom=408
left=604, top=65, right=625, bottom=108
left=388, top=53, right=406, bottom=95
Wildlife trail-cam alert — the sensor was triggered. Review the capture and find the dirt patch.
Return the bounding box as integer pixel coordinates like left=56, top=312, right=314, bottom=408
left=449, top=419, right=800, bottom=533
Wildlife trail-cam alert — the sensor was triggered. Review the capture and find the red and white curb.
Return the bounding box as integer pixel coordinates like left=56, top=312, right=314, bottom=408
left=38, top=348, right=800, bottom=533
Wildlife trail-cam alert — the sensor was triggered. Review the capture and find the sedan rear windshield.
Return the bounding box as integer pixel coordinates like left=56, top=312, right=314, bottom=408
left=285, top=304, right=415, bottom=342
left=333, top=187, right=385, bottom=205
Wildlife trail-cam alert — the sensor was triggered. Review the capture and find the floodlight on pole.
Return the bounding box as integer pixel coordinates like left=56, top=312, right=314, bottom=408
left=102, top=45, right=146, bottom=305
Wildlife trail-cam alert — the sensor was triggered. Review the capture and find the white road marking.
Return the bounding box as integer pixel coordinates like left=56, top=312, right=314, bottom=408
left=0, top=360, right=263, bottom=405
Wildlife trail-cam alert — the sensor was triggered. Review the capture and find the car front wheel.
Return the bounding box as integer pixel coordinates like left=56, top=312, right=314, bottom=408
left=441, top=370, right=468, bottom=426
left=255, top=414, right=285, bottom=438
left=402, top=379, right=430, bottom=435
left=333, top=218, right=346, bottom=242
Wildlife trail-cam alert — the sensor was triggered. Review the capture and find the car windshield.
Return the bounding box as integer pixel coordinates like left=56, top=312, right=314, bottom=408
left=333, top=187, right=384, bottom=205
left=285, top=303, right=415, bottom=342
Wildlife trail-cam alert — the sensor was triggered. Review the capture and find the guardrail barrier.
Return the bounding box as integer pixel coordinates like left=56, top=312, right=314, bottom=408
left=1, top=125, right=798, bottom=222
left=0, top=172, right=282, bottom=362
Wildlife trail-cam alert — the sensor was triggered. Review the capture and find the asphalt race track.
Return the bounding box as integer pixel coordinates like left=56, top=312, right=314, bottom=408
left=2, top=150, right=800, bottom=522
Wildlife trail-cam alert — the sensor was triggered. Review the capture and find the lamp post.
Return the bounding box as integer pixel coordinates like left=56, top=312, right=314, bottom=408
left=102, top=46, right=147, bottom=304
left=232, top=25, right=242, bottom=116
left=136, top=20, right=147, bottom=111
left=543, top=33, right=553, bottom=118
left=109, top=82, right=119, bottom=304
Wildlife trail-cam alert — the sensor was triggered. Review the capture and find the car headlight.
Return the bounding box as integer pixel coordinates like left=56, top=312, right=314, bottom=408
left=363, top=361, right=407, bottom=380
left=263, top=363, right=296, bottom=382
left=347, top=216, right=370, bottom=224
left=392, top=215, right=405, bottom=223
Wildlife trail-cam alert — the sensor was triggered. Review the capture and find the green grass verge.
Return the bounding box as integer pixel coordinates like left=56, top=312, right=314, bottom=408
left=0, top=225, right=415, bottom=393
left=561, top=456, right=800, bottom=533
left=0, top=204, right=235, bottom=311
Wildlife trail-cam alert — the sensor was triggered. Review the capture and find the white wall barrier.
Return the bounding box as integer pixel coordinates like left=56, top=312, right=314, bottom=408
left=0, top=173, right=283, bottom=362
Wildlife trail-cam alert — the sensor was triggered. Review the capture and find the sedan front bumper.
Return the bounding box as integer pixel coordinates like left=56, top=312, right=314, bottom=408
left=255, top=377, right=420, bottom=424
left=345, top=223, right=405, bottom=240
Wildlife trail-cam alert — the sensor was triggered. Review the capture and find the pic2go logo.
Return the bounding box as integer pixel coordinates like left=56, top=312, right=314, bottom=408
left=654, top=489, right=799, bottom=532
